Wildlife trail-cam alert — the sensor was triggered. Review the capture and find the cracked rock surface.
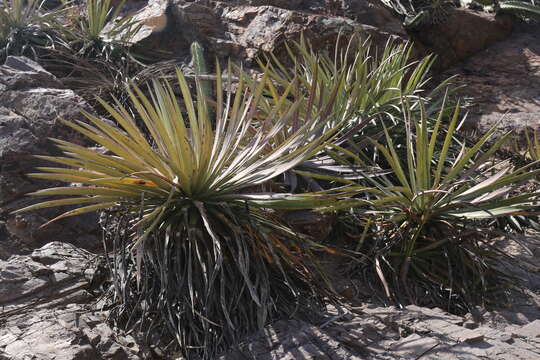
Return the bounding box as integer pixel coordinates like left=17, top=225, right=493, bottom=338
left=0, top=57, right=100, bottom=260
left=219, top=304, right=540, bottom=360
left=0, top=242, right=140, bottom=360
left=1, top=241, right=539, bottom=360
left=220, top=234, right=540, bottom=360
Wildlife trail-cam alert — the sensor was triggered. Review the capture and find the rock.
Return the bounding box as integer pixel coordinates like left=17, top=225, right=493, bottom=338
left=224, top=0, right=405, bottom=34
left=0, top=242, right=140, bottom=360
left=439, top=24, right=540, bottom=141
left=41, top=0, right=65, bottom=9
left=128, top=0, right=406, bottom=64
left=219, top=302, right=540, bottom=359
left=284, top=210, right=336, bottom=241
left=464, top=320, right=480, bottom=330
left=500, top=333, right=514, bottom=344
left=131, top=0, right=169, bottom=42
left=4, top=333, right=98, bottom=360
left=512, top=320, right=540, bottom=339
left=342, top=0, right=405, bottom=35
left=130, top=3, right=513, bottom=68
left=131, top=0, right=223, bottom=58
left=0, top=57, right=100, bottom=258
left=410, top=9, right=513, bottom=70
left=1, top=56, right=62, bottom=89
left=0, top=256, right=51, bottom=304
left=413, top=318, right=485, bottom=343
left=0, top=221, right=15, bottom=259
left=390, top=333, right=440, bottom=358
left=475, top=109, right=540, bottom=140
left=219, top=319, right=367, bottom=360
left=0, top=242, right=91, bottom=305
left=246, top=0, right=303, bottom=9
left=217, top=4, right=400, bottom=64
left=2, top=244, right=539, bottom=360
left=405, top=305, right=465, bottom=325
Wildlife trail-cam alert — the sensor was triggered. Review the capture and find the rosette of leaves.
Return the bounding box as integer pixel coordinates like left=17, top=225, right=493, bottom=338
left=255, top=36, right=452, bottom=132
left=326, top=99, right=540, bottom=312
left=247, top=35, right=456, bottom=191
left=379, top=0, right=454, bottom=29
left=15, top=64, right=352, bottom=358
left=44, top=0, right=146, bottom=111
left=62, top=0, right=141, bottom=61
left=0, top=0, right=65, bottom=62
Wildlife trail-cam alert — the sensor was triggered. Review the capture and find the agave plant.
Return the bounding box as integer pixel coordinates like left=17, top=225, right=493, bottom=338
left=254, top=35, right=453, bottom=132
left=15, top=64, right=351, bottom=358
left=62, top=0, right=141, bottom=61
left=43, top=0, right=146, bottom=107
left=379, top=0, right=454, bottom=29
left=327, top=99, right=540, bottom=312
left=245, top=35, right=456, bottom=192
left=0, top=0, right=65, bottom=62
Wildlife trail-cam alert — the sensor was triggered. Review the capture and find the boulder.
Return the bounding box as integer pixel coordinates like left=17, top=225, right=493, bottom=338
left=341, top=0, right=405, bottom=34
left=130, top=0, right=224, bottom=59
left=216, top=4, right=400, bottom=63
left=128, top=0, right=406, bottom=64
left=441, top=25, right=540, bottom=140
left=123, top=2, right=513, bottom=75
left=0, top=57, right=101, bottom=259
left=0, top=242, right=92, bottom=305
left=224, top=0, right=404, bottom=33
left=409, top=9, right=513, bottom=70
